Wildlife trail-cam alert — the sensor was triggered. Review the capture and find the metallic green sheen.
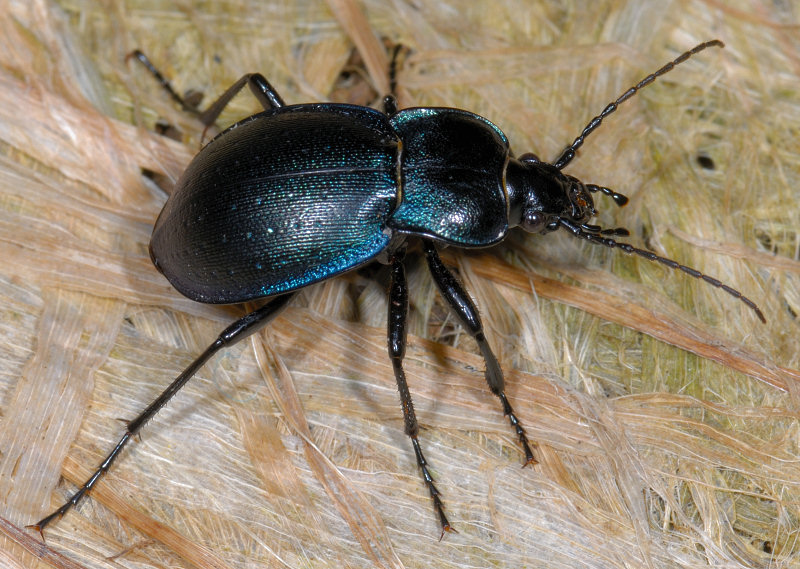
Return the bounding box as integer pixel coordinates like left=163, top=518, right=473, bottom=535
left=150, top=104, right=399, bottom=303
left=388, top=108, right=510, bottom=246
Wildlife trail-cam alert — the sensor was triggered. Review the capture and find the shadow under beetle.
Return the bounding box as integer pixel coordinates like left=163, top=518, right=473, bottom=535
left=32, top=39, right=764, bottom=539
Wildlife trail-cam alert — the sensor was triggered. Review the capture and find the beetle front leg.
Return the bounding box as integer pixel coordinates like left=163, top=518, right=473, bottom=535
left=388, top=250, right=454, bottom=538
left=422, top=240, right=536, bottom=466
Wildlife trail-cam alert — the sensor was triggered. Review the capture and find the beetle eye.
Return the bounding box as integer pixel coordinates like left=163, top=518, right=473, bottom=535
left=522, top=210, right=547, bottom=233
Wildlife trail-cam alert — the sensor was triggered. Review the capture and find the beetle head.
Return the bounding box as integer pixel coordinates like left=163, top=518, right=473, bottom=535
left=507, top=153, right=596, bottom=233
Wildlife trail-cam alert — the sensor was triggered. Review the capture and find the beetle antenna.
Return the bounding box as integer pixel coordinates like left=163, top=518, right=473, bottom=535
left=586, top=184, right=629, bottom=207
left=553, top=40, right=724, bottom=170
left=558, top=218, right=766, bottom=323
left=580, top=223, right=630, bottom=236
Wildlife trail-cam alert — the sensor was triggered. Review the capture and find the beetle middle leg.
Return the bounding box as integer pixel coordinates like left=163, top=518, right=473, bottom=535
left=387, top=248, right=454, bottom=537
left=422, top=240, right=536, bottom=466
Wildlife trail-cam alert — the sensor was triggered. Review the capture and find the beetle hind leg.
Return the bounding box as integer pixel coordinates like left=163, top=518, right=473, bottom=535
left=388, top=250, right=454, bottom=537
left=422, top=240, right=536, bottom=466
left=197, top=72, right=286, bottom=126
left=29, top=293, right=295, bottom=535
left=128, top=50, right=286, bottom=128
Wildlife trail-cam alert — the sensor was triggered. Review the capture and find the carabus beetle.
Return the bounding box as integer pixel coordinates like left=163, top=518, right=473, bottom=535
left=32, top=39, right=763, bottom=538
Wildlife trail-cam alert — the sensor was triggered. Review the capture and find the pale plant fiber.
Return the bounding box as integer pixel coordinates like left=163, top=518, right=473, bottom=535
left=0, top=1, right=798, bottom=568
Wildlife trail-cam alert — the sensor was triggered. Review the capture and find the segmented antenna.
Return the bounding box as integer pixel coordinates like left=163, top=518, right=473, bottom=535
left=558, top=218, right=766, bottom=323
left=587, top=184, right=629, bottom=207
left=553, top=40, right=725, bottom=170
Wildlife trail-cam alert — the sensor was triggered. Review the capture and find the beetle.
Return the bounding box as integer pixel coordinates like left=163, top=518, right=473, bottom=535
left=31, top=39, right=763, bottom=538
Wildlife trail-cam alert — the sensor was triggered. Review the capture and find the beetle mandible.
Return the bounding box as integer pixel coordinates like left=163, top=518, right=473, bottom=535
left=31, top=39, right=764, bottom=538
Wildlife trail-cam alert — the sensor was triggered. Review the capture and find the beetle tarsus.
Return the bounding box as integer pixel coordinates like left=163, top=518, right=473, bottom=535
left=439, top=521, right=458, bottom=541
left=498, top=392, right=537, bottom=466
left=411, top=438, right=453, bottom=537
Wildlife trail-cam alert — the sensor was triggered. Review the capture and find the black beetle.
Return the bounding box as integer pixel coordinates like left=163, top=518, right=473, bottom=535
left=32, top=39, right=763, bottom=538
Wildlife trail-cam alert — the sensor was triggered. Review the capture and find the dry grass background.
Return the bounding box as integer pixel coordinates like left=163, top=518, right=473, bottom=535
left=1, top=0, right=799, bottom=568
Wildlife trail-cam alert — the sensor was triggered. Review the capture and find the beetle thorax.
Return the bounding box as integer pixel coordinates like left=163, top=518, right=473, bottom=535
left=506, top=156, right=595, bottom=234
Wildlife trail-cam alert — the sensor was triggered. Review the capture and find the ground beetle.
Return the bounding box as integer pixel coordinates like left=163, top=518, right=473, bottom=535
left=32, top=39, right=764, bottom=538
